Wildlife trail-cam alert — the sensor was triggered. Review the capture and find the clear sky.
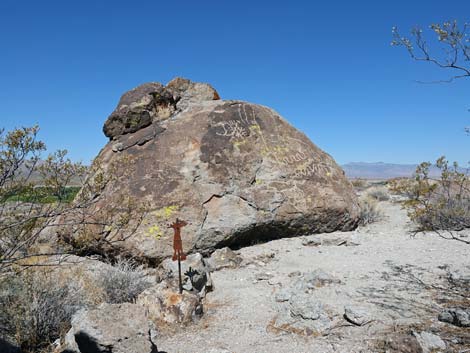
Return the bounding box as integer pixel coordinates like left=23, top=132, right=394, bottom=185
left=0, top=0, right=468, bottom=165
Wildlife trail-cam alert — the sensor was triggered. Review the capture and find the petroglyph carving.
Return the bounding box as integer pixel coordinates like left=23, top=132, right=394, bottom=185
left=216, top=120, right=248, bottom=138
left=215, top=103, right=335, bottom=179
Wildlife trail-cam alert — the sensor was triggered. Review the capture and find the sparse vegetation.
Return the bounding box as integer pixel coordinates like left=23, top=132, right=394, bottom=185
left=2, top=186, right=81, bottom=204
left=351, top=178, right=367, bottom=190
left=0, top=268, right=88, bottom=352
left=392, top=157, right=470, bottom=242
left=388, top=177, right=416, bottom=198
left=392, top=20, right=470, bottom=242
left=0, top=126, right=149, bottom=276
left=0, top=257, right=153, bottom=352
left=96, top=257, right=152, bottom=304
left=0, top=126, right=150, bottom=351
left=358, top=197, right=383, bottom=226
left=366, top=186, right=390, bottom=201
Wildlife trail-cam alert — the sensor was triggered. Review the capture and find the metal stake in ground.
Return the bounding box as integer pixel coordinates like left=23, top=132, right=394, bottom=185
left=169, top=218, right=188, bottom=294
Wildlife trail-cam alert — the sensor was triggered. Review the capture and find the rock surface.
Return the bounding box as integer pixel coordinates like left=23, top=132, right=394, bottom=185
left=63, top=303, right=157, bottom=353
left=205, top=247, right=243, bottom=271
left=158, top=252, right=212, bottom=293
left=438, top=307, right=470, bottom=327
left=413, top=331, right=446, bottom=353
left=155, top=200, right=470, bottom=353
left=343, top=305, right=372, bottom=326
left=136, top=280, right=203, bottom=325
left=72, top=77, right=359, bottom=263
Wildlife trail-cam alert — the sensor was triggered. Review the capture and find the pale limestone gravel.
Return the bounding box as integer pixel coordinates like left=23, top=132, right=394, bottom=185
left=157, top=201, right=469, bottom=353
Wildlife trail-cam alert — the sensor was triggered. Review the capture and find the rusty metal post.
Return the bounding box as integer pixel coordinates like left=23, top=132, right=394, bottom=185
left=177, top=253, right=183, bottom=294
left=169, top=218, right=188, bottom=295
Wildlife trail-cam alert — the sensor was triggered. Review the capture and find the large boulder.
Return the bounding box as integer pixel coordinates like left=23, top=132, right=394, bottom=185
left=63, top=303, right=158, bottom=353
left=71, top=77, right=359, bottom=263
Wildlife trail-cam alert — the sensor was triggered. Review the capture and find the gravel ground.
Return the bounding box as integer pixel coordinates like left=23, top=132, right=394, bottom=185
left=157, top=200, right=470, bottom=353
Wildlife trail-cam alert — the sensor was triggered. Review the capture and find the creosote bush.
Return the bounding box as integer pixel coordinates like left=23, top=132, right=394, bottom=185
left=0, top=257, right=153, bottom=352
left=351, top=178, right=367, bottom=190
left=0, top=268, right=88, bottom=352
left=358, top=197, right=383, bottom=226
left=388, top=177, right=418, bottom=198
left=393, top=157, right=470, bottom=240
left=96, top=257, right=152, bottom=304
left=366, top=186, right=390, bottom=201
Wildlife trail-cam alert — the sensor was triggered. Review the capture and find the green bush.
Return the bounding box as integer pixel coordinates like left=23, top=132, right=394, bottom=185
left=2, top=186, right=80, bottom=204
left=395, top=157, right=470, bottom=233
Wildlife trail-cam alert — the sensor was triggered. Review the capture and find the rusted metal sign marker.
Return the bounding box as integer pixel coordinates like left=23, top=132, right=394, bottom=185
left=169, top=218, right=187, bottom=294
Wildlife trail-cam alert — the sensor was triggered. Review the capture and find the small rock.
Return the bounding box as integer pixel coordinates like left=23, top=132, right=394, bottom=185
left=383, top=333, right=424, bottom=353
left=268, top=276, right=283, bottom=285
left=438, top=308, right=470, bottom=327
left=448, top=270, right=470, bottom=286
left=275, top=288, right=292, bottom=302
left=301, top=237, right=321, bottom=247
left=343, top=305, right=372, bottom=326
left=413, top=331, right=446, bottom=353
left=255, top=272, right=273, bottom=281
left=302, top=269, right=342, bottom=288
left=288, top=271, right=302, bottom=278
left=112, top=142, right=124, bottom=152
left=287, top=294, right=332, bottom=332
left=321, top=236, right=347, bottom=246
left=158, top=253, right=212, bottom=293
left=205, top=247, right=242, bottom=272
left=290, top=295, right=324, bottom=320
left=137, top=280, right=203, bottom=325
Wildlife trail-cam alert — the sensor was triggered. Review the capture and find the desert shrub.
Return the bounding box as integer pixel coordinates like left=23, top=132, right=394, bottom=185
left=366, top=186, right=390, bottom=201
left=395, top=157, right=470, bottom=234
left=0, top=269, right=88, bottom=352
left=96, top=257, right=152, bottom=304
left=358, top=197, right=383, bottom=226
left=3, top=186, right=81, bottom=204
left=351, top=178, right=367, bottom=190
left=388, top=177, right=415, bottom=197
left=0, top=126, right=149, bottom=278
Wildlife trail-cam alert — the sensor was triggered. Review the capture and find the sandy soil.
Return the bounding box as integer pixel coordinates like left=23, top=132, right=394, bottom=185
left=157, top=200, right=470, bottom=353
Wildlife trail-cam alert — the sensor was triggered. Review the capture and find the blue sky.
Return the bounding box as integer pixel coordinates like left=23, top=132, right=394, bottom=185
left=0, top=0, right=468, bottom=165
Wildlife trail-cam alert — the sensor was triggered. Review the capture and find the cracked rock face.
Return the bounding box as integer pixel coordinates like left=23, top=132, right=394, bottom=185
left=83, top=78, right=359, bottom=263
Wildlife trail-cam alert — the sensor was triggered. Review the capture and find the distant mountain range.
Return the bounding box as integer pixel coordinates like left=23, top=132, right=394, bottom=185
left=341, top=162, right=445, bottom=179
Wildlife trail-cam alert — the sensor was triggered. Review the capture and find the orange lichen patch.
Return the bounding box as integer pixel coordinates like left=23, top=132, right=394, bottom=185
left=213, top=91, right=220, bottom=100
left=166, top=292, right=182, bottom=306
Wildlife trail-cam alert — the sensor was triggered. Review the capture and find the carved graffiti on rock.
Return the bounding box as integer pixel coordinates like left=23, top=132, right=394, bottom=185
left=215, top=103, right=336, bottom=179
left=216, top=120, right=249, bottom=138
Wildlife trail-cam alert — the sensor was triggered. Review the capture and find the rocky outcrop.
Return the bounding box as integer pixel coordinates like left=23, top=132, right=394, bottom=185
left=438, top=307, right=470, bottom=327
left=103, top=78, right=220, bottom=139
left=205, top=247, right=243, bottom=271
left=63, top=303, right=158, bottom=353
left=136, top=280, right=203, bottom=325
left=157, top=252, right=213, bottom=293
left=70, top=77, right=360, bottom=263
